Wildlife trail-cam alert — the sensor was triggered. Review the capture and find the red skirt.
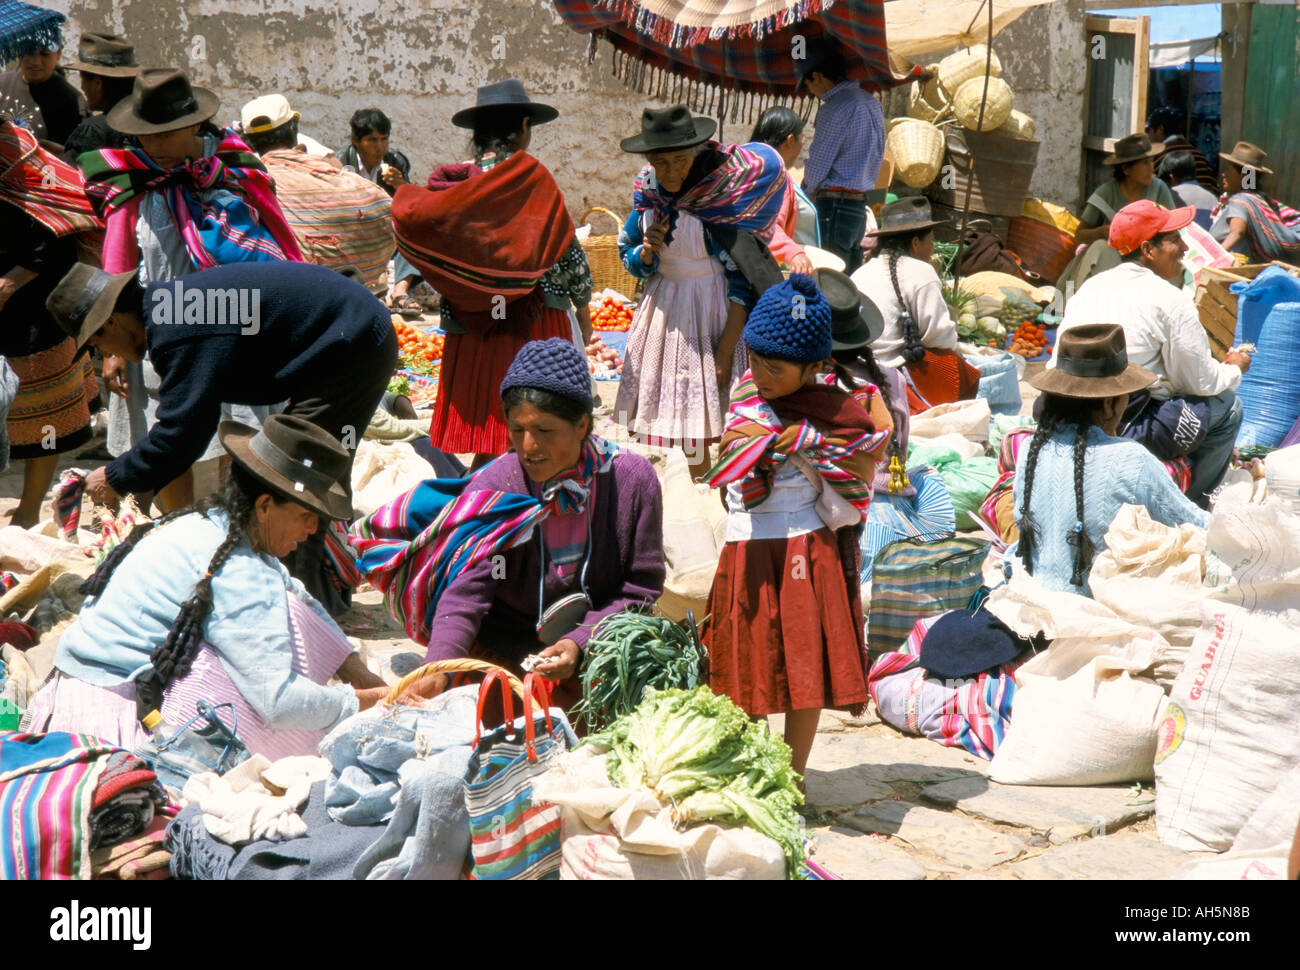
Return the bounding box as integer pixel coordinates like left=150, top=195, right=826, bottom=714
left=904, top=348, right=981, bottom=415
left=428, top=300, right=573, bottom=455
left=703, top=528, right=869, bottom=717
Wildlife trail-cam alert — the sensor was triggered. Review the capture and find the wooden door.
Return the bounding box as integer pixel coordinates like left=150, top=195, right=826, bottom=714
left=1081, top=14, right=1151, bottom=206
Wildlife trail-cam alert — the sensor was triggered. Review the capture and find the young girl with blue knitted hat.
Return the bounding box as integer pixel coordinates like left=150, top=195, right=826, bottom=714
left=702, top=275, right=891, bottom=778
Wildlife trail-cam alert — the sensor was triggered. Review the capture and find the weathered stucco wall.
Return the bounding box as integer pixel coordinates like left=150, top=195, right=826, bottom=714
left=44, top=0, right=661, bottom=221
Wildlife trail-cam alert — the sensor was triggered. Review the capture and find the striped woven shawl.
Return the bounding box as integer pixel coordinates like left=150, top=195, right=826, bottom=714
left=1220, top=191, right=1300, bottom=262
left=351, top=435, right=618, bottom=645
left=0, top=121, right=101, bottom=237
left=632, top=140, right=786, bottom=246
left=703, top=371, right=889, bottom=517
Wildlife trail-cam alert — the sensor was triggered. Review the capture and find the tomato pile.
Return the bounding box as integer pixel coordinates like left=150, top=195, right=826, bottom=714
left=590, top=295, right=634, bottom=331
left=395, top=319, right=445, bottom=363
left=1008, top=321, right=1050, bottom=358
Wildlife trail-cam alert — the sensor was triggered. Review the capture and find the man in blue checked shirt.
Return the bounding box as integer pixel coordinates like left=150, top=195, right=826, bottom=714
left=797, top=46, right=884, bottom=273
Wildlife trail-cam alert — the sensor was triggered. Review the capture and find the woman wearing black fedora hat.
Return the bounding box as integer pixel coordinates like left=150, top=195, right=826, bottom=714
left=20, top=415, right=432, bottom=759
left=1212, top=141, right=1300, bottom=264
left=1011, top=324, right=1209, bottom=596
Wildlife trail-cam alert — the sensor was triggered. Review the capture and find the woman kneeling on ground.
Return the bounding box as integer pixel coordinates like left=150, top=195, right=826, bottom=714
left=1010, top=324, right=1210, bottom=596
left=356, top=338, right=665, bottom=713
left=22, top=415, right=422, bottom=758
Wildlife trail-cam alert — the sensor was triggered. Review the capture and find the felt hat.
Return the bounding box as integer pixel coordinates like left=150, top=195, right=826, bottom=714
left=619, top=105, right=717, bottom=154
left=918, top=610, right=1025, bottom=680
left=219, top=415, right=353, bottom=521
left=46, top=263, right=140, bottom=356
left=743, top=274, right=833, bottom=364
left=67, top=33, right=140, bottom=77
left=241, top=93, right=299, bottom=134
left=1108, top=199, right=1195, bottom=256
left=1029, top=323, right=1157, bottom=399
left=866, top=196, right=945, bottom=237
left=499, top=337, right=594, bottom=412
left=1102, top=132, right=1163, bottom=167
left=815, top=268, right=884, bottom=349
left=107, top=67, right=219, bottom=136
left=451, top=79, right=558, bottom=129
left=1219, top=140, right=1273, bottom=176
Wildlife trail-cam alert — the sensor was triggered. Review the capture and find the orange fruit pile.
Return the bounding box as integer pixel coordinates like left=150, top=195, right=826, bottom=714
left=1008, top=321, right=1050, bottom=358
left=590, top=296, right=634, bottom=331
left=395, top=319, right=445, bottom=362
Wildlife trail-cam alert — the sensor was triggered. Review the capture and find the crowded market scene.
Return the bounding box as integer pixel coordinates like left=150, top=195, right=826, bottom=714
left=1, top=0, right=1298, bottom=896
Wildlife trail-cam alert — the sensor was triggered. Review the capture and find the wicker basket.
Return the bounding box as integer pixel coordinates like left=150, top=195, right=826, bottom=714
left=1006, top=215, right=1077, bottom=284
left=383, top=657, right=527, bottom=706
left=996, top=108, right=1036, bottom=141
left=938, top=45, right=1003, bottom=99
left=579, top=206, right=639, bottom=301
left=886, top=120, right=945, bottom=188
left=953, top=76, right=1014, bottom=132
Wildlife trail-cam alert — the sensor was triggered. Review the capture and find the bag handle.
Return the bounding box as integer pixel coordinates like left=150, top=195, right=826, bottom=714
left=520, top=672, right=557, bottom=763
left=473, top=669, right=516, bottom=748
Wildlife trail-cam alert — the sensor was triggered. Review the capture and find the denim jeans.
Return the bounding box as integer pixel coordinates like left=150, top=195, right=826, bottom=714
left=1185, top=390, right=1243, bottom=508
left=815, top=196, right=868, bottom=273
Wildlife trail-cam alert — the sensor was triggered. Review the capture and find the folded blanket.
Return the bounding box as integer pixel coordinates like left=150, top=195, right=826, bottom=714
left=92, top=815, right=171, bottom=880
left=182, top=754, right=332, bottom=846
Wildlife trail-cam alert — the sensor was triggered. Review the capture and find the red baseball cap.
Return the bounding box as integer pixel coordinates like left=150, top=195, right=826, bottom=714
left=1108, top=199, right=1196, bottom=255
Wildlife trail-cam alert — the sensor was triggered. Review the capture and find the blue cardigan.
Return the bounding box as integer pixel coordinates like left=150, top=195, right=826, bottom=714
left=55, top=510, right=359, bottom=733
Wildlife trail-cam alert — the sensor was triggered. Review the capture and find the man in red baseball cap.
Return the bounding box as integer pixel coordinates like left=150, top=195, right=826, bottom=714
left=1056, top=199, right=1249, bottom=508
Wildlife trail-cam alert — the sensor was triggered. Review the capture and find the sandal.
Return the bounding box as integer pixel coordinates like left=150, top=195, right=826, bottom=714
left=387, top=294, right=423, bottom=319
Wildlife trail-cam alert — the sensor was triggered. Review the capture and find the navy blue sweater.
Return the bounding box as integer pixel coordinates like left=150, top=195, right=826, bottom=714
left=105, top=262, right=391, bottom=495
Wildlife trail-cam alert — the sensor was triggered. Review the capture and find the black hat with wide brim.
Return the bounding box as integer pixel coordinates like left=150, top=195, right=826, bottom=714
left=107, top=67, right=219, bottom=136
left=46, top=263, right=140, bottom=357
left=619, top=105, right=717, bottom=154
left=866, top=196, right=946, bottom=237
left=451, top=79, right=559, bottom=129
left=218, top=416, right=354, bottom=521
left=815, top=267, right=884, bottom=349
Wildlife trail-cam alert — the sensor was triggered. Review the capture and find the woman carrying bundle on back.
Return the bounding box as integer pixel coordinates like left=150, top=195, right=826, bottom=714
left=613, top=105, right=789, bottom=479
left=392, top=80, right=592, bottom=472
left=701, top=276, right=890, bottom=779
left=1212, top=141, right=1300, bottom=265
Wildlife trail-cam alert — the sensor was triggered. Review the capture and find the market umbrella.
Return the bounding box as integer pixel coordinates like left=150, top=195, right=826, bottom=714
left=552, top=0, right=915, bottom=125
left=0, top=0, right=63, bottom=65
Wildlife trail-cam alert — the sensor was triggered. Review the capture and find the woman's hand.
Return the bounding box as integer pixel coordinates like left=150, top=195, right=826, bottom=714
left=102, top=355, right=130, bottom=398
left=789, top=251, right=814, bottom=275
left=640, top=220, right=668, bottom=265
left=535, top=638, right=580, bottom=680
left=392, top=669, right=449, bottom=706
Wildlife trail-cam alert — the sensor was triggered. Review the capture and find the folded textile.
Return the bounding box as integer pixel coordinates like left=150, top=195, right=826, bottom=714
left=182, top=754, right=332, bottom=846
left=92, top=815, right=171, bottom=880
left=165, top=803, right=235, bottom=880
left=0, top=621, right=37, bottom=650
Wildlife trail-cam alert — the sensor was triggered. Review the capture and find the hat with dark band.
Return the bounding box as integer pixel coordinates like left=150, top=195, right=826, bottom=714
left=1030, top=323, right=1157, bottom=399
left=619, top=105, right=717, bottom=154
left=219, top=415, right=353, bottom=521
left=46, top=263, right=140, bottom=356
left=451, top=79, right=559, bottom=129
left=866, top=196, right=946, bottom=237
left=68, top=33, right=140, bottom=77
left=106, top=67, right=219, bottom=136
left=1103, top=132, right=1164, bottom=167
left=815, top=268, right=884, bottom=349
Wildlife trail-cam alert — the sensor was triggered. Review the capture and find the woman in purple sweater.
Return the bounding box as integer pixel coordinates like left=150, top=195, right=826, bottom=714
left=359, top=338, right=665, bottom=710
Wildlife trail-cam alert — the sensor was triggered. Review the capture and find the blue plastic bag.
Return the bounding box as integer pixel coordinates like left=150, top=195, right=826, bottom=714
left=965, top=352, right=1022, bottom=417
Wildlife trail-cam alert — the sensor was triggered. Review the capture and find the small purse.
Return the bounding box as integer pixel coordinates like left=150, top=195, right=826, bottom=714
left=536, top=591, right=592, bottom=645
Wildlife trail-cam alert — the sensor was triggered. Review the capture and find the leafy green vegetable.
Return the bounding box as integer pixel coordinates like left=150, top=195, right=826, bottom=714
left=387, top=374, right=411, bottom=397
left=588, top=686, right=808, bottom=878
left=571, top=608, right=705, bottom=731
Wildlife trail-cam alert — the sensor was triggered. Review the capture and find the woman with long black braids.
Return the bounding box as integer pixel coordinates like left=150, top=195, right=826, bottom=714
left=1010, top=324, right=1209, bottom=596
left=21, top=416, right=430, bottom=758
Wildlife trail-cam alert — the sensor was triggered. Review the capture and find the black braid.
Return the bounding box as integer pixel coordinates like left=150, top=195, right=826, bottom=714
left=1016, top=425, right=1052, bottom=576
left=881, top=242, right=926, bottom=364
left=1069, top=423, right=1096, bottom=587
left=833, top=345, right=903, bottom=467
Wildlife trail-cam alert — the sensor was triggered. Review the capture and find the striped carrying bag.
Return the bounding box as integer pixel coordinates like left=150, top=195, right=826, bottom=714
left=464, top=671, right=575, bottom=880
left=866, top=535, right=990, bottom=654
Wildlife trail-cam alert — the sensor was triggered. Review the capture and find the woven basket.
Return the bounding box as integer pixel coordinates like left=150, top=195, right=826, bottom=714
left=996, top=109, right=1036, bottom=141
left=1007, top=215, right=1077, bottom=283
left=953, top=76, right=1014, bottom=132
left=908, top=79, right=948, bottom=122
left=938, top=45, right=1003, bottom=99
left=383, top=658, right=526, bottom=706
left=886, top=119, right=945, bottom=189
left=579, top=206, right=639, bottom=301
left=921, top=63, right=946, bottom=110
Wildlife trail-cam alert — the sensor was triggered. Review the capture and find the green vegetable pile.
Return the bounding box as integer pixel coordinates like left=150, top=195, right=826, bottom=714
left=571, top=608, right=704, bottom=732
left=589, top=686, right=807, bottom=878
left=386, top=374, right=411, bottom=397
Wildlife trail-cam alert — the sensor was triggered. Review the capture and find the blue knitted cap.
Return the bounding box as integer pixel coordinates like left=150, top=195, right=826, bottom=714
left=499, top=337, right=594, bottom=411
left=743, top=274, right=832, bottom=364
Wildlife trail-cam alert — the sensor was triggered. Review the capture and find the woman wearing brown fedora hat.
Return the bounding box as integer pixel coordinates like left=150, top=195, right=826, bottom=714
left=21, top=415, right=437, bottom=763
left=1011, top=324, right=1209, bottom=596
left=1074, top=132, right=1178, bottom=247
left=1212, top=141, right=1300, bottom=264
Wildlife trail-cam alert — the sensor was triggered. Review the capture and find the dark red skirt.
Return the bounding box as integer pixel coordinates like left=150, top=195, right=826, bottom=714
left=703, top=528, right=869, bottom=717
left=428, top=300, right=573, bottom=455
left=904, top=348, right=981, bottom=415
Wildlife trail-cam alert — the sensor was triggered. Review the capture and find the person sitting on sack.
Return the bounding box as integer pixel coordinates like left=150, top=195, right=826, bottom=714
left=1057, top=200, right=1248, bottom=508
left=61, top=32, right=140, bottom=161
left=1211, top=141, right=1300, bottom=265
left=241, top=94, right=394, bottom=294
left=45, top=259, right=397, bottom=613
left=20, top=415, right=434, bottom=759
left=353, top=338, right=665, bottom=714
left=1011, top=323, right=1210, bottom=597
left=852, top=197, right=979, bottom=414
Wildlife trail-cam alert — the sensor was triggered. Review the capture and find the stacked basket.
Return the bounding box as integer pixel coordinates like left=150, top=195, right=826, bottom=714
left=579, top=207, right=640, bottom=302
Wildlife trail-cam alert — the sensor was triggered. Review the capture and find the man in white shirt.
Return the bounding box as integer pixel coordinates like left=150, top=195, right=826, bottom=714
left=1058, top=199, right=1250, bottom=507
